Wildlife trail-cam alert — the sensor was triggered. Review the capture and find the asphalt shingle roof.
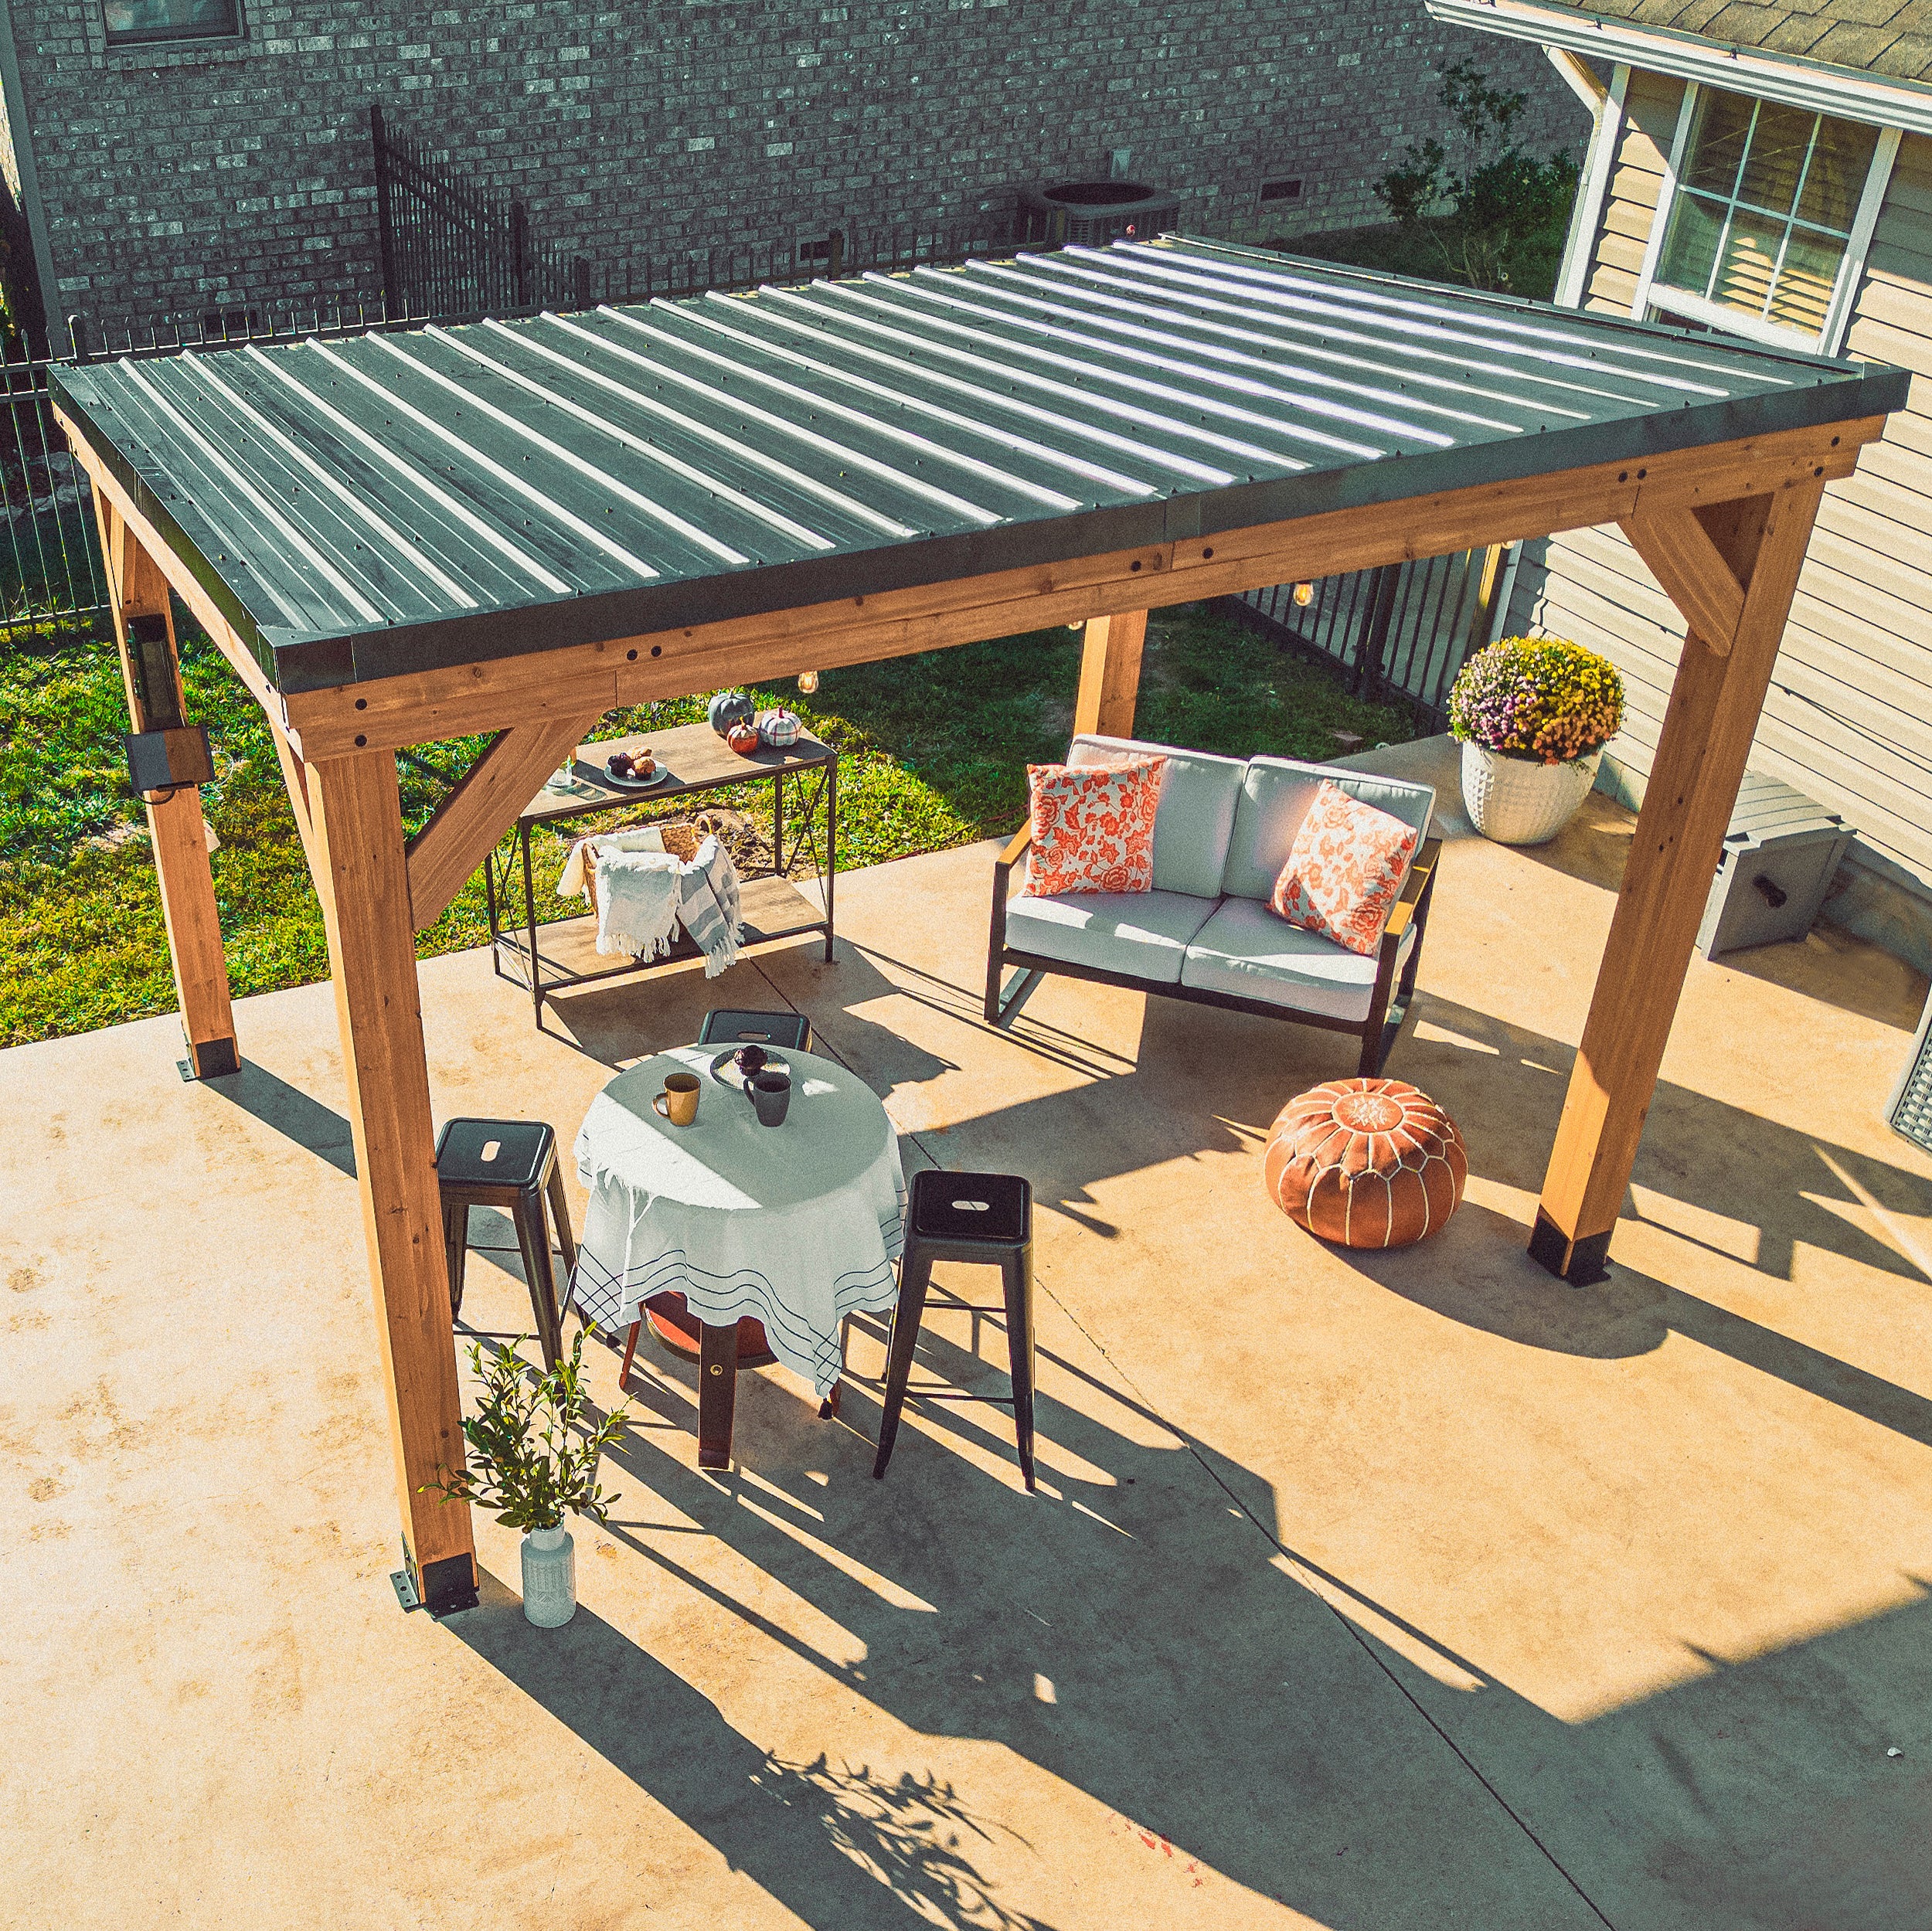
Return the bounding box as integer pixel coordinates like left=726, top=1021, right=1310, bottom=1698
left=1531, top=0, right=1932, bottom=83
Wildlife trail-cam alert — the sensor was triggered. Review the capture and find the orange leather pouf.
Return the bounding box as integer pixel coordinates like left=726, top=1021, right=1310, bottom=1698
left=1264, top=1078, right=1467, bottom=1248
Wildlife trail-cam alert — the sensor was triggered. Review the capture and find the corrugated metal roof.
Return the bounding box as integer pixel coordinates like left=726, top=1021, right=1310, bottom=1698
left=52, top=236, right=1907, bottom=692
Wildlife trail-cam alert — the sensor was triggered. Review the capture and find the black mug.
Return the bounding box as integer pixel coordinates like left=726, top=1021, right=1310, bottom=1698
left=743, top=1067, right=791, bottom=1127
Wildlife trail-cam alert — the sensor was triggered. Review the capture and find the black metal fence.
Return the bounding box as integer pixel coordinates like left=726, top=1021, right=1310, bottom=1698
left=0, top=344, right=113, bottom=647
left=369, top=103, right=1039, bottom=324
left=372, top=104, right=580, bottom=320
left=1228, top=545, right=1510, bottom=733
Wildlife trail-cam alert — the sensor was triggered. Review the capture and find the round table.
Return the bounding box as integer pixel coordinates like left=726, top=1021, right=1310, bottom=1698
left=570, top=1044, right=906, bottom=1466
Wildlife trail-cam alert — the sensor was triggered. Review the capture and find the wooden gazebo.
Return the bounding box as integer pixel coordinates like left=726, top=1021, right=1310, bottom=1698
left=53, top=239, right=1904, bottom=1615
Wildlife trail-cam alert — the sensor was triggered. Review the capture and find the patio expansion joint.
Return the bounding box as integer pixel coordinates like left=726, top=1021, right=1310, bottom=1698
left=1036, top=1282, right=1624, bottom=1931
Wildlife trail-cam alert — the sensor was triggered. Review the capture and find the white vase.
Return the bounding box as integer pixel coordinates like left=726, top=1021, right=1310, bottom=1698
left=521, top=1524, right=577, bottom=1627
left=1460, top=741, right=1601, bottom=845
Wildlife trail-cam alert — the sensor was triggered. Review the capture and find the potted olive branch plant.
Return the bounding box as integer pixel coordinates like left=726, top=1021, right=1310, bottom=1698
left=424, top=1328, right=632, bottom=1627
left=1448, top=634, right=1624, bottom=845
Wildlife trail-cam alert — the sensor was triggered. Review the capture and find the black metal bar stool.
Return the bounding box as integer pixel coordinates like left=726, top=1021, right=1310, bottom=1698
left=873, top=1168, right=1035, bottom=1491
left=434, top=1117, right=577, bottom=1371
left=697, top=1008, right=815, bottom=1052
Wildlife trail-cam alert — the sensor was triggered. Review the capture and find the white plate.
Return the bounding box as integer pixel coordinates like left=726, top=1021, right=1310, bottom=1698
left=603, top=759, right=670, bottom=790
left=708, top=1049, right=791, bottom=1088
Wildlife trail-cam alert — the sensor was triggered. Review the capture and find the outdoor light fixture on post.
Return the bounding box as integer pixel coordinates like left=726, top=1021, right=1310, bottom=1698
left=124, top=724, right=214, bottom=801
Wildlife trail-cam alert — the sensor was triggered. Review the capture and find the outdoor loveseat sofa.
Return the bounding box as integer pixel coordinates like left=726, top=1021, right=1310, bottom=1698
left=986, top=736, right=1441, bottom=1076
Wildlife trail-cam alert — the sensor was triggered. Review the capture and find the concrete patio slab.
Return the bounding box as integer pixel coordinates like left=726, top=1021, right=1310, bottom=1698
left=5, top=737, right=1930, bottom=1929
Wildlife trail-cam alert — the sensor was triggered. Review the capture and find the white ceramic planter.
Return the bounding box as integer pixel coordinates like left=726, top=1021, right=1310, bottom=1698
left=521, top=1524, right=577, bottom=1627
left=1460, top=741, right=1601, bottom=846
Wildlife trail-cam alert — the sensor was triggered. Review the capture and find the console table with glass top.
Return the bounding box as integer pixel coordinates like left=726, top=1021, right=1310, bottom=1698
left=486, top=720, right=836, bottom=1027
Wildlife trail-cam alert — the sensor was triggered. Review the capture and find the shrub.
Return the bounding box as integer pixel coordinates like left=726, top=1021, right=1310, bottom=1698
left=1448, top=635, right=1624, bottom=764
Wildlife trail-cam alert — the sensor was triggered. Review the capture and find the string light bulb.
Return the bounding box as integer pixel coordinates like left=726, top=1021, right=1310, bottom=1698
left=1293, top=581, right=1315, bottom=606
left=797, top=668, right=819, bottom=694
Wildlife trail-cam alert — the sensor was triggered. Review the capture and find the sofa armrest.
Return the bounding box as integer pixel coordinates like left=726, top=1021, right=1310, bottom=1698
left=1382, top=837, right=1440, bottom=945
left=986, top=824, right=1032, bottom=1023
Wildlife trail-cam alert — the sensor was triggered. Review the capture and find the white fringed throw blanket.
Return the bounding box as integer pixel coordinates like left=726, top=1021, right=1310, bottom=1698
left=594, top=845, right=682, bottom=959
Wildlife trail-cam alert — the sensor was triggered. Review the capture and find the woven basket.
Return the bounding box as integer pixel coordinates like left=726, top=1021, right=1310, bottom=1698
left=579, top=821, right=705, bottom=917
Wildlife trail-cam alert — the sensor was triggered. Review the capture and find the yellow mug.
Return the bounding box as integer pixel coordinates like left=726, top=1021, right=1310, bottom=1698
left=653, top=1071, right=701, bottom=1127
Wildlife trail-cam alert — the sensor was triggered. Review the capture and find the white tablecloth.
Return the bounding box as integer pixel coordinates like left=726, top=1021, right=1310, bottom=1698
left=569, top=1045, right=906, bottom=1395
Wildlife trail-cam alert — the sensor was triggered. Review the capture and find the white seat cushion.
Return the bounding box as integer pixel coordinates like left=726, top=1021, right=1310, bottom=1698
left=1180, top=897, right=1416, bottom=1022
left=1006, top=889, right=1219, bottom=987
left=1067, top=734, right=1246, bottom=900
left=1221, top=757, right=1435, bottom=904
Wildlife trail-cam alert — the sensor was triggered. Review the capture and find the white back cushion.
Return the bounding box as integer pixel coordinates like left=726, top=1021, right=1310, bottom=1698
left=1220, top=756, right=1435, bottom=903
left=1067, top=734, right=1245, bottom=900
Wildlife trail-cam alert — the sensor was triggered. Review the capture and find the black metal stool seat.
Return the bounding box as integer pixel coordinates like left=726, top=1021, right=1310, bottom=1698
left=697, top=1008, right=815, bottom=1053
left=434, top=1117, right=577, bottom=1371
left=873, top=1168, right=1035, bottom=1491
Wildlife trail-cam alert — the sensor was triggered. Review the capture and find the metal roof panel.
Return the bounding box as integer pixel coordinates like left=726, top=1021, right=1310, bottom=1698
left=49, top=237, right=1908, bottom=693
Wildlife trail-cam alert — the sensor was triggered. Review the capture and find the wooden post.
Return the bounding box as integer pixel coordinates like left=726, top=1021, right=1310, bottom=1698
left=308, top=749, right=478, bottom=1614
left=1073, top=608, right=1149, bottom=739
left=98, top=501, right=237, bottom=1079
left=1531, top=481, right=1825, bottom=1283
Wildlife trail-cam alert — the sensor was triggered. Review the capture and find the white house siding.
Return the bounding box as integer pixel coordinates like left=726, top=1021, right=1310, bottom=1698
left=1506, top=105, right=1932, bottom=965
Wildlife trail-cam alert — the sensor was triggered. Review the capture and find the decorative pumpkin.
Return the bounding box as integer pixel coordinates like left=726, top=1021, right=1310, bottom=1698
left=1263, top=1077, right=1466, bottom=1249
left=725, top=719, right=762, bottom=756
left=758, top=708, right=803, bottom=749
left=707, top=689, right=756, bottom=736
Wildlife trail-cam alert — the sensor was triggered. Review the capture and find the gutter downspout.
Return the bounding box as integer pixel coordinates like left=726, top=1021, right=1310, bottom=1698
left=1552, top=59, right=1628, bottom=310
left=0, top=4, right=57, bottom=352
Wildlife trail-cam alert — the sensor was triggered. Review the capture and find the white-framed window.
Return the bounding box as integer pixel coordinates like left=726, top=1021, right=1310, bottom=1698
left=1634, top=83, right=1900, bottom=354
left=102, top=0, right=240, bottom=44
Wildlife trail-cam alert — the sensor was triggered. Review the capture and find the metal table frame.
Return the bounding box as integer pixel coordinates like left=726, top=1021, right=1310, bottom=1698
left=486, top=725, right=837, bottom=1026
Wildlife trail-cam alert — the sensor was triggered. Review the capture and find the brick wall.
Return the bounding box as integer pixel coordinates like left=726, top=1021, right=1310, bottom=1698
left=6, top=0, right=1580, bottom=340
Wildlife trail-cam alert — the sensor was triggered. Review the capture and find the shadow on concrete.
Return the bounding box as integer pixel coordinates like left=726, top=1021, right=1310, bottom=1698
left=1351, top=1198, right=1932, bottom=1450
left=1400, top=994, right=1932, bottom=1290
left=1715, top=920, right=1929, bottom=1033
left=199, top=1058, right=358, bottom=1178
left=565, top=1320, right=1600, bottom=1931
left=447, top=1569, right=1059, bottom=1931
left=539, top=940, right=957, bottom=1100
left=556, top=1295, right=1932, bottom=1931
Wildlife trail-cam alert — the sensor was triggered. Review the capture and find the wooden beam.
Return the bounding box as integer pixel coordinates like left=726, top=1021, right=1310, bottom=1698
left=60, top=409, right=293, bottom=731
left=270, top=416, right=1879, bottom=760
left=1620, top=503, right=1747, bottom=655
left=267, top=712, right=321, bottom=880
left=1531, top=478, right=1827, bottom=1284
left=308, top=749, right=477, bottom=1616
left=1073, top=609, right=1149, bottom=739
left=403, top=712, right=604, bottom=931
left=94, top=495, right=238, bottom=1079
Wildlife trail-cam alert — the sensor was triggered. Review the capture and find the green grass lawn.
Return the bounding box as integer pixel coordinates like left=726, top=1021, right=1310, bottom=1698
left=0, top=603, right=1406, bottom=1046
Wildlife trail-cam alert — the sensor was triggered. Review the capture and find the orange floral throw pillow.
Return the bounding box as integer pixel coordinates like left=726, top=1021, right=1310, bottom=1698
left=1271, top=781, right=1419, bottom=955
left=1026, top=756, right=1167, bottom=896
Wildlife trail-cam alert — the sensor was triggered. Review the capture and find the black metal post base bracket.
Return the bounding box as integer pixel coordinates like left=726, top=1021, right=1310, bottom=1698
left=1527, top=1209, right=1612, bottom=1287
left=176, top=1035, right=241, bottom=1081
left=398, top=1549, right=480, bottom=1619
